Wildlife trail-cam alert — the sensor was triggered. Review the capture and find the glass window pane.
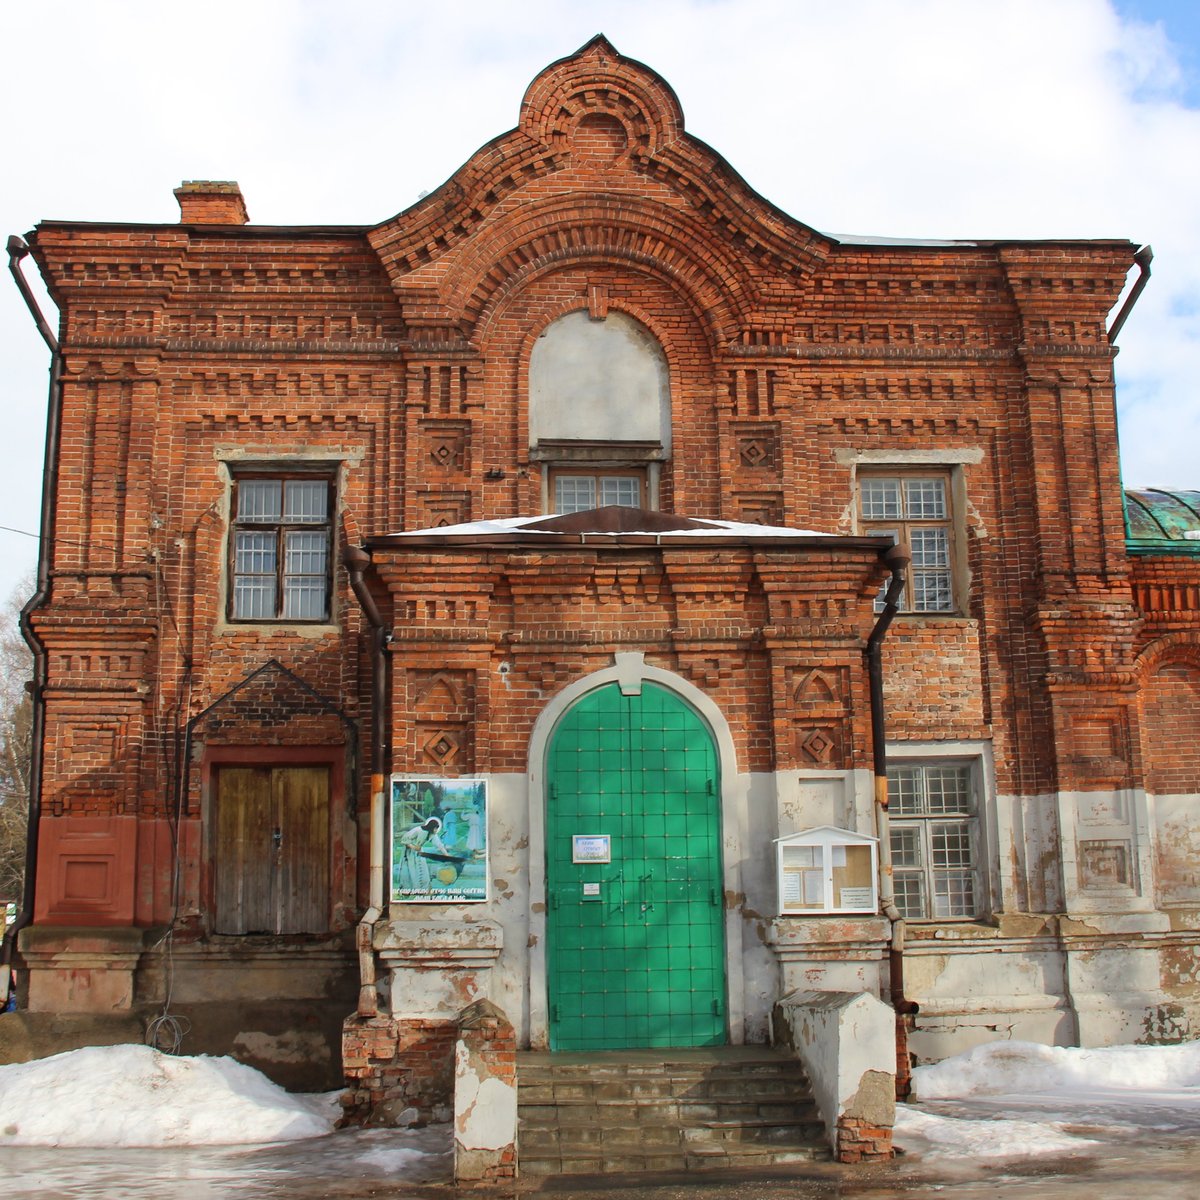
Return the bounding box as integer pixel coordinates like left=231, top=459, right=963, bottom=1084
left=233, top=575, right=276, bottom=619
left=555, top=476, right=596, bottom=514
left=911, top=570, right=953, bottom=612
left=599, top=476, right=641, bottom=508
left=285, top=530, right=328, bottom=576
left=904, top=478, right=947, bottom=520
left=887, top=767, right=924, bottom=815
left=925, top=766, right=973, bottom=814
left=284, top=479, right=328, bottom=523
left=909, top=527, right=949, bottom=568
left=893, top=873, right=926, bottom=920
left=930, top=822, right=973, bottom=870
left=932, top=871, right=975, bottom=919
left=237, top=480, right=282, bottom=523
left=283, top=578, right=328, bottom=620
left=235, top=531, right=276, bottom=576
left=890, top=824, right=923, bottom=868
left=860, top=478, right=902, bottom=521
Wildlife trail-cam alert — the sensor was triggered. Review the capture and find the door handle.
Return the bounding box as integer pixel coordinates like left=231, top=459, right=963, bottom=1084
left=272, top=826, right=283, bottom=851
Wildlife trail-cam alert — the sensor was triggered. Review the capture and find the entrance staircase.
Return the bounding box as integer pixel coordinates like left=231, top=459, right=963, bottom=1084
left=516, top=1046, right=829, bottom=1177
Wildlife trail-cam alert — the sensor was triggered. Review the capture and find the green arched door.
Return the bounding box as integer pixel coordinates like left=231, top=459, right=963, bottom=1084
left=545, top=682, right=726, bottom=1051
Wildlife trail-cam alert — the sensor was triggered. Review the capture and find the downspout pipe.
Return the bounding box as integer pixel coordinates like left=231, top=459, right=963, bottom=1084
left=345, top=546, right=389, bottom=1018
left=1107, top=244, right=1153, bottom=345
left=1108, top=245, right=1153, bottom=543
left=865, top=542, right=917, bottom=1097
left=2, top=235, right=62, bottom=998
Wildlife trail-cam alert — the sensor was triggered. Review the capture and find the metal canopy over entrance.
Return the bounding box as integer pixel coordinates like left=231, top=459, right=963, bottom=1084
left=545, top=682, right=726, bottom=1051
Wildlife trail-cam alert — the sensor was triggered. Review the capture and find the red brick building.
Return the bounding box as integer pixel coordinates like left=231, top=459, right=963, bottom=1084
left=6, top=38, right=1200, bottom=1097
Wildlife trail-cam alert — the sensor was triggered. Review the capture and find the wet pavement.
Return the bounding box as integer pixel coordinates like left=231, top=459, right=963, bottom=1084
left=2, top=1098, right=1198, bottom=1199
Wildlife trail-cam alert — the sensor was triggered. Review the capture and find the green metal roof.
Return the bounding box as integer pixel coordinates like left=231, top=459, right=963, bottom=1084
left=1125, top=488, right=1200, bottom=556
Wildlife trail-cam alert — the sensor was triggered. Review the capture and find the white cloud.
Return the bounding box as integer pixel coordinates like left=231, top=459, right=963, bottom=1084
left=2, top=0, right=1198, bottom=600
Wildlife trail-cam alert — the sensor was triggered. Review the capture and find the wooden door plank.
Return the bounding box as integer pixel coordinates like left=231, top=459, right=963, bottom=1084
left=275, top=766, right=330, bottom=934
left=214, top=767, right=274, bottom=935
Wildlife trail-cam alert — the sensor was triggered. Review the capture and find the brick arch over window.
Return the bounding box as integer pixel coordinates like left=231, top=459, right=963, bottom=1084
left=1140, top=652, right=1200, bottom=795
left=452, top=198, right=754, bottom=342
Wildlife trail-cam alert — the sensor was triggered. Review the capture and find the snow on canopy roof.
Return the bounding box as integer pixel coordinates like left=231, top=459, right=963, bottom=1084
left=384, top=508, right=832, bottom=540
left=823, top=232, right=980, bottom=247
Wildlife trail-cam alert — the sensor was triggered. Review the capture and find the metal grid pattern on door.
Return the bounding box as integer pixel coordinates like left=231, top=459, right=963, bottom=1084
left=546, top=683, right=726, bottom=1051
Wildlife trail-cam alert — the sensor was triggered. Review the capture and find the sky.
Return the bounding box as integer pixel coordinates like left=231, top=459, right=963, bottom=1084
left=2, top=0, right=1199, bottom=609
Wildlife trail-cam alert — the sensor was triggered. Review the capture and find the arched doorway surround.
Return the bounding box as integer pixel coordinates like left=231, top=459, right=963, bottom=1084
left=526, top=653, right=748, bottom=1049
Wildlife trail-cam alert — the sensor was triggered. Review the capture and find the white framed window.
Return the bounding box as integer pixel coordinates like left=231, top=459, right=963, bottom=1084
left=859, top=472, right=956, bottom=613
left=551, top=469, right=645, bottom=514
left=888, top=761, right=981, bottom=920
left=229, top=474, right=333, bottom=622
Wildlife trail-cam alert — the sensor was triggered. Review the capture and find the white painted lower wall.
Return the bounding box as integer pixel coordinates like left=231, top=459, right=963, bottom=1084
left=372, top=757, right=1200, bottom=1062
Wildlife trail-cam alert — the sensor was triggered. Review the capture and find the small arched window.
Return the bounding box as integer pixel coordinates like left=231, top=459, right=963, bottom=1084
left=528, top=310, right=670, bottom=513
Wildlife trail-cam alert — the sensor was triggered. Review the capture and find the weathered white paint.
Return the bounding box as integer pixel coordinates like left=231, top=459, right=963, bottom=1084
left=528, top=310, right=671, bottom=449
left=370, top=735, right=1200, bottom=1067
left=377, top=920, right=503, bottom=1017
left=1149, top=790, right=1200, bottom=906
left=774, top=989, right=895, bottom=1154
left=454, top=1043, right=518, bottom=1150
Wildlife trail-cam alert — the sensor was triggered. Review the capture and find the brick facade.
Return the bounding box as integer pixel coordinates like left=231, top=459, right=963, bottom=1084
left=10, top=33, right=1200, bottom=1130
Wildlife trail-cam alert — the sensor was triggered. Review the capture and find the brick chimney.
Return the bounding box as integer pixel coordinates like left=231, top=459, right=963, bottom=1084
left=174, top=181, right=249, bottom=225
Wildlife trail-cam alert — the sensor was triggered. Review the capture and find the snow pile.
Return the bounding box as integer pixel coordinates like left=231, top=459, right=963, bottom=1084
left=895, top=1106, right=1099, bottom=1159
left=896, top=1039, right=1200, bottom=1161
left=910, top=1039, right=1200, bottom=1101
left=0, top=1045, right=337, bottom=1147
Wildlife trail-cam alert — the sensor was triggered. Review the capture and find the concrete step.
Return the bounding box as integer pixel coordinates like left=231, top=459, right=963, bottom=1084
left=516, top=1046, right=830, bottom=1176
left=519, top=1141, right=830, bottom=1177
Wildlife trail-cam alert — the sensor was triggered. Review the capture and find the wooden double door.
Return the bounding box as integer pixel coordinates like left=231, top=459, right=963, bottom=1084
left=213, top=765, right=330, bottom=935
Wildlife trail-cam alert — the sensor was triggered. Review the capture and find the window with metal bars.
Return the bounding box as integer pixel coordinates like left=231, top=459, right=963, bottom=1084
left=229, top=475, right=333, bottom=622
left=551, top=469, right=645, bottom=514
left=888, top=762, right=981, bottom=920
left=858, top=473, right=956, bottom=613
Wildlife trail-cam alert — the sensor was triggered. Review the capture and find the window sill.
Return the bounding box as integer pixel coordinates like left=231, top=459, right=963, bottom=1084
left=904, top=920, right=999, bottom=941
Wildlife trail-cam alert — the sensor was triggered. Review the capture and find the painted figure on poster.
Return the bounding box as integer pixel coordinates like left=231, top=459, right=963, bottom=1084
left=391, top=778, right=489, bottom=902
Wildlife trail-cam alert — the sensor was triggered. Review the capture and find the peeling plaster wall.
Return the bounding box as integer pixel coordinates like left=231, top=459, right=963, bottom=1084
left=1151, top=791, right=1200, bottom=908
left=377, top=767, right=1200, bottom=1062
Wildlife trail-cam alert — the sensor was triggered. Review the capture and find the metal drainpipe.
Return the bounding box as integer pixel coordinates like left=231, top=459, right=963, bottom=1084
left=865, top=542, right=918, bottom=1099
left=1107, top=245, right=1153, bottom=544
left=345, top=546, right=389, bottom=1018
left=1107, top=244, right=1153, bottom=345
left=2, top=236, right=62, bottom=1000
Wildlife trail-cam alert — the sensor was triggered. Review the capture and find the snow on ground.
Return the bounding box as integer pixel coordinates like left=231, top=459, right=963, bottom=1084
left=895, top=1105, right=1100, bottom=1160
left=0, top=1045, right=339, bottom=1148
left=910, top=1038, right=1200, bottom=1101
left=895, top=1039, right=1200, bottom=1161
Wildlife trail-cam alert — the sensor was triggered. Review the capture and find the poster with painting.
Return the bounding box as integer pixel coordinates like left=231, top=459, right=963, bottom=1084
left=390, top=778, right=488, bottom=903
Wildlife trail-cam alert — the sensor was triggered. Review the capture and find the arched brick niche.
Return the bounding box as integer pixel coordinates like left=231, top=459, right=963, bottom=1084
left=1141, top=660, right=1200, bottom=795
